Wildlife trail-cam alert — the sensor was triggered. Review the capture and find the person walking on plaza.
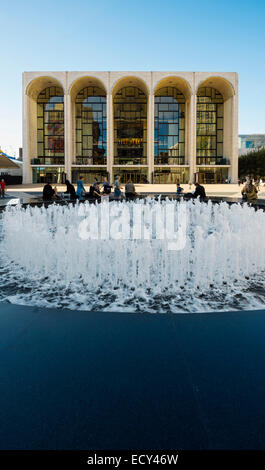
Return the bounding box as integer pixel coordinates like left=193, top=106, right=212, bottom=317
left=114, top=175, right=122, bottom=199
left=241, top=179, right=258, bottom=203
left=76, top=176, right=86, bottom=200
left=0, top=179, right=6, bottom=198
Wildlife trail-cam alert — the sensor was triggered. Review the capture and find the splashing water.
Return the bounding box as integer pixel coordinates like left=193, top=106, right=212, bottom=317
left=0, top=199, right=265, bottom=313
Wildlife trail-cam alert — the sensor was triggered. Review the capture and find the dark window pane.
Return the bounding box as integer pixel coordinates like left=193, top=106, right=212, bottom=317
left=75, top=86, right=107, bottom=165
left=113, top=86, right=147, bottom=164
left=196, top=87, right=223, bottom=163
left=154, top=87, right=186, bottom=164
left=37, top=87, right=64, bottom=163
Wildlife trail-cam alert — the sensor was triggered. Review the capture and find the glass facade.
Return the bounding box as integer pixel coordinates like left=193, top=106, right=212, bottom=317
left=32, top=167, right=65, bottom=184
left=197, top=87, right=224, bottom=165
left=29, top=79, right=233, bottom=185
left=75, top=86, right=107, bottom=165
left=114, top=87, right=147, bottom=165
left=37, top=87, right=64, bottom=165
left=154, top=167, right=189, bottom=184
left=196, top=167, right=228, bottom=184
left=155, top=87, right=185, bottom=165
left=72, top=167, right=108, bottom=184
left=113, top=167, right=148, bottom=184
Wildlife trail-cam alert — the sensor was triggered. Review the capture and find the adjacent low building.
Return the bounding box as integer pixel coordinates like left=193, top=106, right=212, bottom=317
left=0, top=150, right=23, bottom=184
left=238, top=134, right=265, bottom=156
left=22, top=71, right=238, bottom=184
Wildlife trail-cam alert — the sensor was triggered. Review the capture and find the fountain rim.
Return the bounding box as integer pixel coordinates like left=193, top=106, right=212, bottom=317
left=0, top=195, right=265, bottom=213
left=1, top=301, right=265, bottom=316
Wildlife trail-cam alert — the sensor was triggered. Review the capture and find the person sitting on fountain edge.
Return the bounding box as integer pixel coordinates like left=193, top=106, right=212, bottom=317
left=241, top=179, right=258, bottom=203
left=193, top=182, right=206, bottom=200
left=93, top=178, right=101, bottom=197
left=43, top=182, right=58, bottom=201
left=176, top=183, right=184, bottom=196
left=65, top=179, right=77, bottom=200
left=102, top=176, right=112, bottom=195
left=125, top=179, right=136, bottom=200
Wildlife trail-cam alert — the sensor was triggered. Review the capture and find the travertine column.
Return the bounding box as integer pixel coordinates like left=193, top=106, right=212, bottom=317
left=189, top=93, right=197, bottom=182
left=22, top=94, right=31, bottom=183
left=231, top=93, right=238, bottom=183
left=185, top=99, right=190, bottom=167
left=64, top=93, right=72, bottom=179
left=148, top=93, right=154, bottom=182
left=108, top=93, right=114, bottom=182
left=24, top=94, right=37, bottom=184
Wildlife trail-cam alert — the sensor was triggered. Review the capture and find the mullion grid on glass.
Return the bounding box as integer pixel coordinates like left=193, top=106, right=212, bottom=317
left=37, top=87, right=64, bottom=164
left=114, top=87, right=147, bottom=165
left=196, top=87, right=223, bottom=165
left=154, top=87, right=185, bottom=165
left=153, top=167, right=189, bottom=184
left=71, top=167, right=108, bottom=184
left=75, top=87, right=106, bottom=165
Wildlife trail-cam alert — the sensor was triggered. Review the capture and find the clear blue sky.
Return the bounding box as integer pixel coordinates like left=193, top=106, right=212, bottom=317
left=0, top=0, right=265, bottom=156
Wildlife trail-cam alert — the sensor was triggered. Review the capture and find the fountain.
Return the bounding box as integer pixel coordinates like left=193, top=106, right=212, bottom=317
left=0, top=198, right=264, bottom=313
left=1, top=198, right=265, bottom=451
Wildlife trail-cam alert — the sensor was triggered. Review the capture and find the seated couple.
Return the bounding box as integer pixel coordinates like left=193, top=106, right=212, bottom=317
left=176, top=182, right=206, bottom=200
left=113, top=176, right=137, bottom=200
left=76, top=177, right=112, bottom=200
left=43, top=180, right=76, bottom=201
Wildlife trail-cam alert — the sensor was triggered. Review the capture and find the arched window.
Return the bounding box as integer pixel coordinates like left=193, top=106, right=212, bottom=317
left=114, top=86, right=147, bottom=165
left=37, top=87, right=64, bottom=165
left=197, top=87, right=224, bottom=165
left=154, top=87, right=185, bottom=165
left=75, top=86, right=107, bottom=165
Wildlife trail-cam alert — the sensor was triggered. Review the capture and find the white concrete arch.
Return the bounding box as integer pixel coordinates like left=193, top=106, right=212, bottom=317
left=196, top=76, right=235, bottom=100
left=111, top=75, right=149, bottom=97
left=110, top=75, right=150, bottom=182
left=23, top=75, right=66, bottom=184
left=67, top=76, right=108, bottom=174
left=26, top=75, right=65, bottom=99
left=154, top=75, right=192, bottom=100
left=68, top=76, right=107, bottom=99
left=154, top=75, right=193, bottom=178
left=195, top=75, right=237, bottom=183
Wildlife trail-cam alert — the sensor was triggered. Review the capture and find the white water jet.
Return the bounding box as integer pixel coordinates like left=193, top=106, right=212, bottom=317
left=0, top=199, right=265, bottom=312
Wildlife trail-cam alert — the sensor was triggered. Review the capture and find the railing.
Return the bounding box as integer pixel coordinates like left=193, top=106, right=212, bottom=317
left=113, top=158, right=148, bottom=165
left=73, top=157, right=107, bottom=165
left=154, top=157, right=187, bottom=165
left=31, top=158, right=65, bottom=165
left=196, top=157, right=230, bottom=165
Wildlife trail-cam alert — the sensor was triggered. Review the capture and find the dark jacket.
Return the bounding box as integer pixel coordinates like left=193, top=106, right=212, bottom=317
left=125, top=182, right=136, bottom=194
left=43, top=184, right=55, bottom=200
left=193, top=184, right=206, bottom=199
left=65, top=181, right=76, bottom=198
left=103, top=181, right=112, bottom=194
